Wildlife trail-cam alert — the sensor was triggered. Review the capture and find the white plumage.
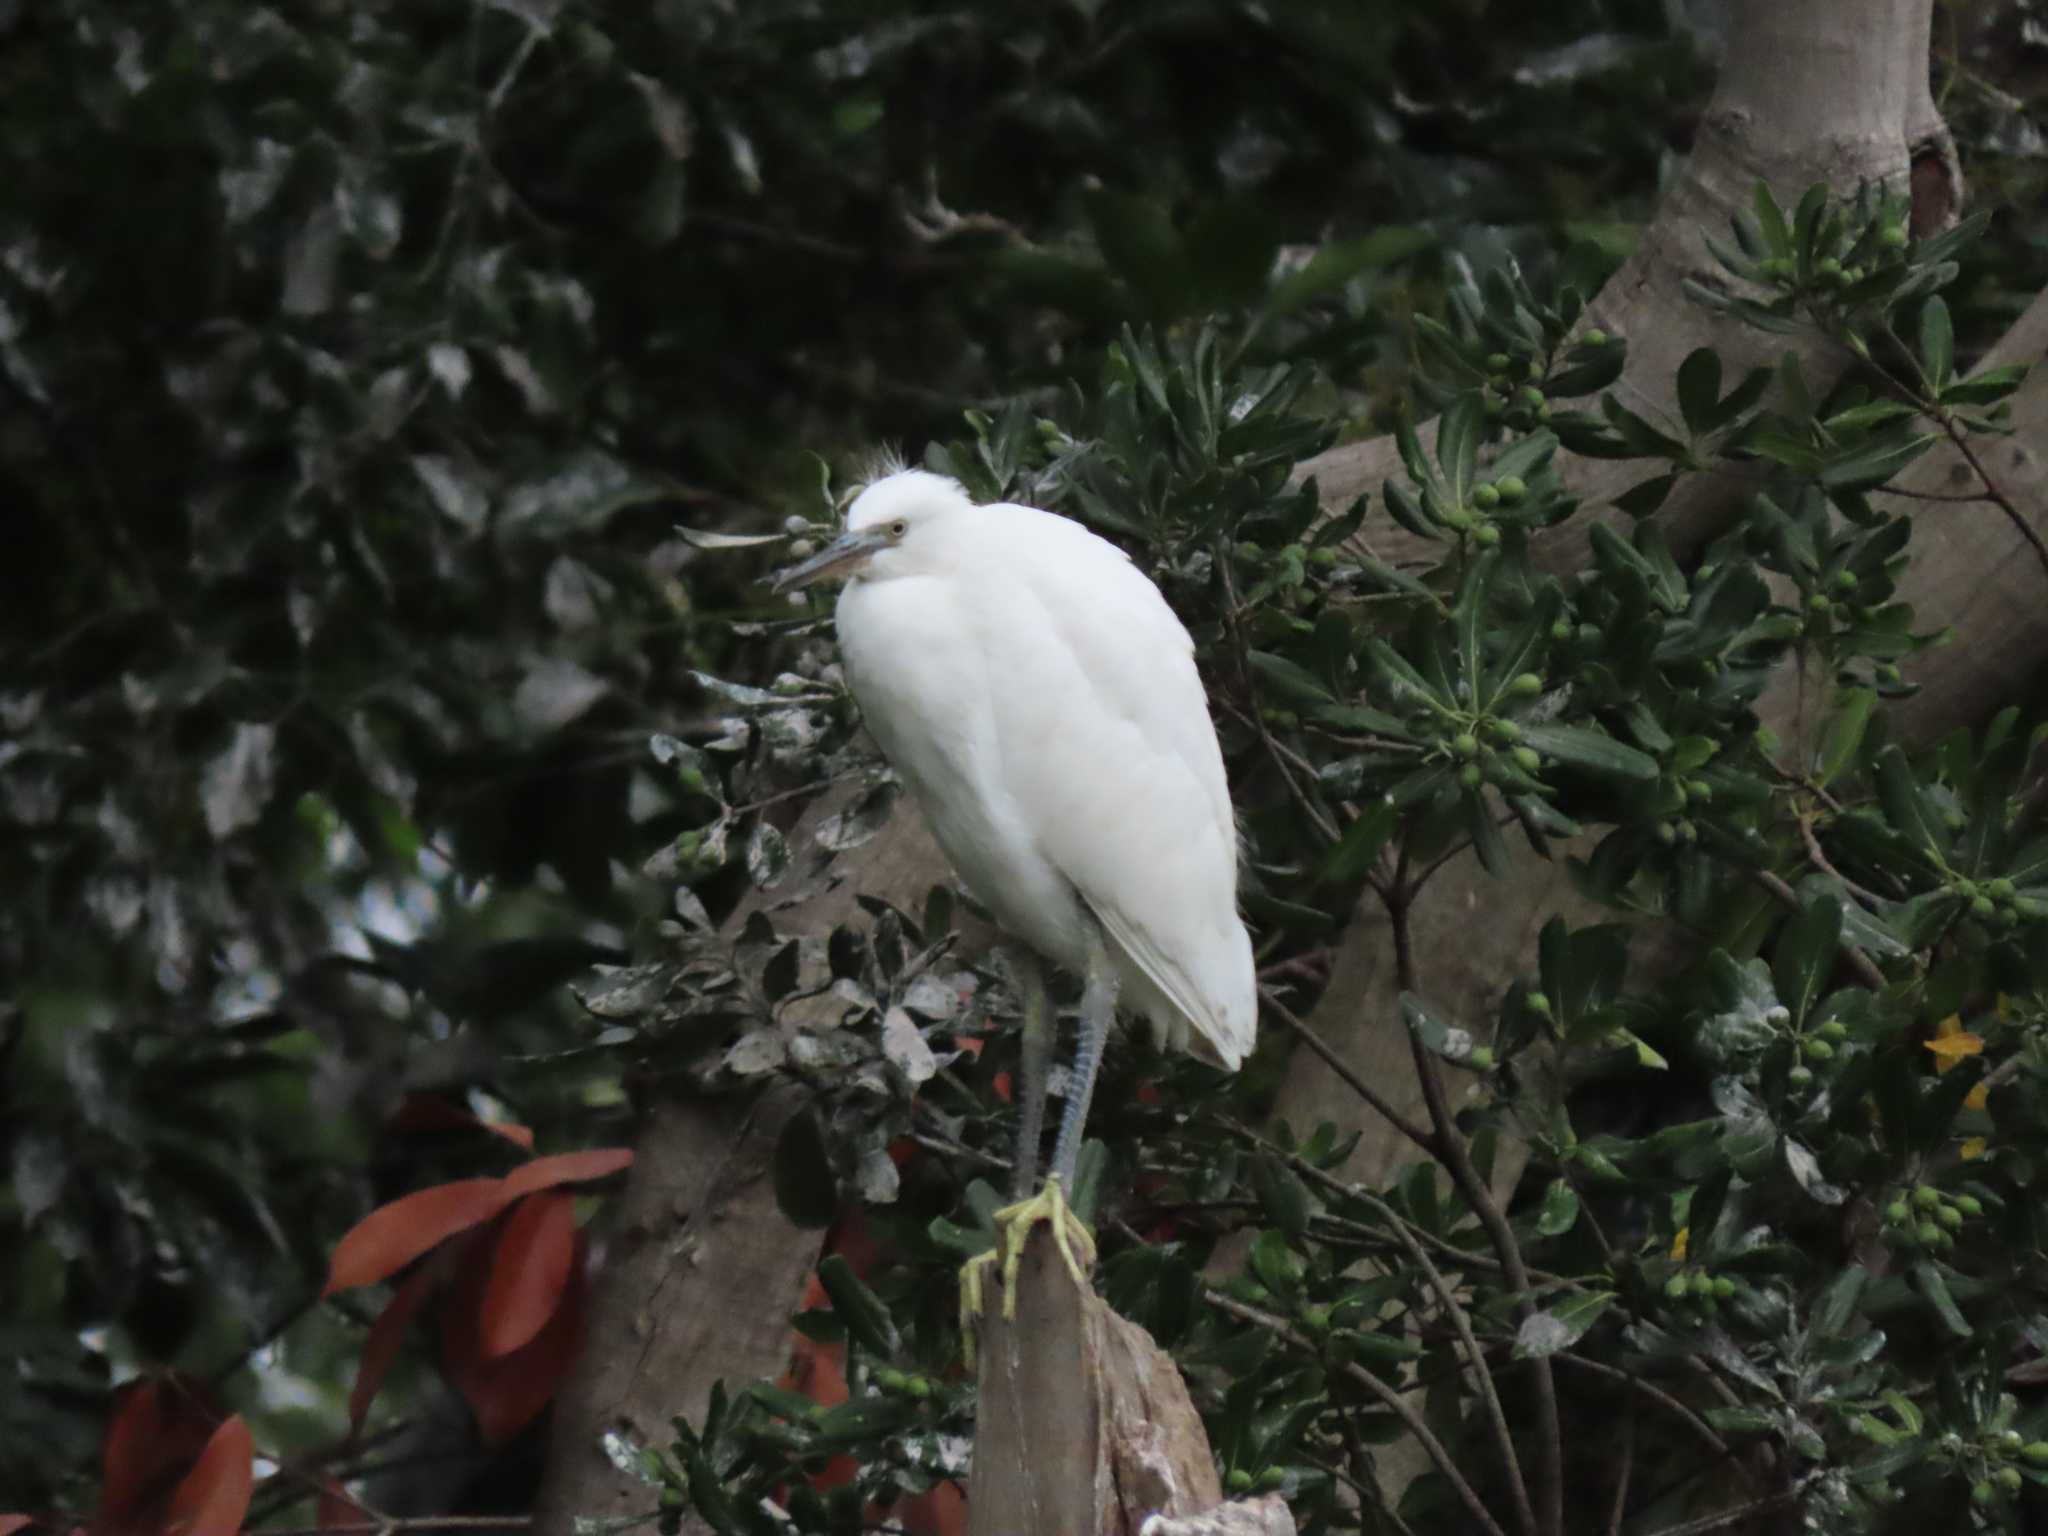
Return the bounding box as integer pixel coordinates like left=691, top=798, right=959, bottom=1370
left=814, top=469, right=1255, bottom=1071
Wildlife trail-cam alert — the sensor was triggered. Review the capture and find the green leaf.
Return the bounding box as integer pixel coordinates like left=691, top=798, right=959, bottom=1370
left=1436, top=396, right=1483, bottom=502
left=1262, top=226, right=1435, bottom=317
left=1771, top=893, right=1842, bottom=1026
left=1815, top=687, right=1877, bottom=788
left=1319, top=798, right=1398, bottom=886
left=1249, top=1154, right=1313, bottom=1238
left=1520, top=723, right=1659, bottom=781
left=772, top=1108, right=839, bottom=1229
left=1513, top=1290, right=1615, bottom=1358
left=1919, top=295, right=1953, bottom=393
left=1676, top=347, right=1722, bottom=437
left=1534, top=1177, right=1581, bottom=1236
left=1909, top=1260, right=1973, bottom=1337
left=1365, top=639, right=1444, bottom=708
left=816, top=1253, right=900, bottom=1356
left=1248, top=650, right=1335, bottom=705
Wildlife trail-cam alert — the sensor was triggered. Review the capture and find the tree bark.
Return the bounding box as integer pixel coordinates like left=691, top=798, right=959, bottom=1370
left=966, top=1229, right=1287, bottom=1536
left=532, top=794, right=976, bottom=1532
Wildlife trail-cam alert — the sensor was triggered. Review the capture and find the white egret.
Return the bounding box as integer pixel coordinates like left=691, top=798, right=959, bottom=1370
left=771, top=468, right=1256, bottom=1316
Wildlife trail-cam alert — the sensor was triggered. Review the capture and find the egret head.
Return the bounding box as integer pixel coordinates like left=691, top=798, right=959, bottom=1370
left=769, top=469, right=974, bottom=594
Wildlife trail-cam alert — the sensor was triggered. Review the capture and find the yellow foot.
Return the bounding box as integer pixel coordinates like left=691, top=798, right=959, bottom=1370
left=958, top=1176, right=1098, bottom=1353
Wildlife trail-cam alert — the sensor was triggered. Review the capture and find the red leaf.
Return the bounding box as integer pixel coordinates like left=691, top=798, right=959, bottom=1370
left=95, top=1376, right=218, bottom=1536
left=1, top=1516, right=35, bottom=1535
left=347, top=1264, right=435, bottom=1431
left=442, top=1232, right=587, bottom=1444
left=161, top=1416, right=253, bottom=1536
left=316, top=1479, right=372, bottom=1531
left=480, top=1192, right=576, bottom=1358
left=500, top=1148, right=633, bottom=1200
left=388, top=1096, right=535, bottom=1151
left=323, top=1178, right=516, bottom=1295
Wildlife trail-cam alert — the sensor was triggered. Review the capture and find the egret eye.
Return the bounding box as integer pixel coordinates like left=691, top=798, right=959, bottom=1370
left=889, top=520, right=908, bottom=538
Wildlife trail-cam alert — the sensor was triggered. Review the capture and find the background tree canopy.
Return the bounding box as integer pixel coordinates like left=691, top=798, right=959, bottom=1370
left=5, top=0, right=2048, bottom=1532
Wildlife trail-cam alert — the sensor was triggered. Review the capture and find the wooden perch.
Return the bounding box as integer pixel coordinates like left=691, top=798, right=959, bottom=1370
left=968, top=1227, right=1294, bottom=1536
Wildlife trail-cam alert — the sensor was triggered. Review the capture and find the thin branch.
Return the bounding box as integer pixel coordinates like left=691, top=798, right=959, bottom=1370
left=1936, top=409, right=2048, bottom=582
left=1387, top=886, right=1564, bottom=1536
left=259, top=1519, right=547, bottom=1536
left=1604, top=1416, right=1634, bottom=1536
left=1262, top=992, right=1438, bottom=1156
left=1551, top=1353, right=1754, bottom=1489
left=1200, top=1289, right=1509, bottom=1536
left=1346, top=1186, right=1538, bottom=1536
left=1633, top=1484, right=1810, bottom=1536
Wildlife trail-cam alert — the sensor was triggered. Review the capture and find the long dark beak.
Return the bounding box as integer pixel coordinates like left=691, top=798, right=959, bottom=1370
left=768, top=528, right=887, bottom=594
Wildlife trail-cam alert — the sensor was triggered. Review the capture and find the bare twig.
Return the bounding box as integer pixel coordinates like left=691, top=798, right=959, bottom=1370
left=1387, top=886, right=1563, bottom=1536
left=1263, top=992, right=1438, bottom=1156
left=1551, top=1354, right=1755, bottom=1490
left=1605, top=1416, right=1634, bottom=1536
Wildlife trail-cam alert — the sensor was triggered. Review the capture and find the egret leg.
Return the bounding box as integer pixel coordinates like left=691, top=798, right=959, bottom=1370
left=959, top=926, right=1114, bottom=1344
left=1008, top=947, right=1053, bottom=1200
left=1050, top=919, right=1117, bottom=1187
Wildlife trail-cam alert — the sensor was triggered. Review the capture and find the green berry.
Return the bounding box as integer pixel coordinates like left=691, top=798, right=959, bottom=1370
left=1465, top=1046, right=1496, bottom=1069
left=1997, top=1466, right=2022, bottom=1493
left=1310, top=546, right=1338, bottom=569
left=1804, top=1037, right=1835, bottom=1062
left=1259, top=1467, right=1289, bottom=1491
left=1473, top=483, right=1501, bottom=509
left=1656, top=822, right=1677, bottom=846
left=1486, top=718, right=1522, bottom=742
left=1973, top=1479, right=1997, bottom=1507
left=1509, top=672, right=1544, bottom=697
left=1972, top=895, right=1997, bottom=918
left=1877, top=664, right=1902, bottom=684
left=1665, top=1274, right=1689, bottom=1299
left=1495, top=475, right=1527, bottom=504
left=1686, top=779, right=1712, bottom=804
left=1879, top=225, right=1908, bottom=250
left=2000, top=1430, right=2023, bottom=1451
left=1454, top=732, right=1481, bottom=759
left=1576, top=625, right=1601, bottom=649
left=906, top=1375, right=933, bottom=1399
left=1228, top=1469, right=1255, bottom=1493
left=1954, top=1194, right=1983, bottom=1216
left=1917, top=1221, right=1942, bottom=1246
left=1937, top=1203, right=1963, bottom=1229
left=1461, top=762, right=1484, bottom=790
left=1301, top=1305, right=1331, bottom=1332
left=1885, top=1199, right=1910, bottom=1224
left=1583, top=328, right=1609, bottom=346
left=2022, top=1442, right=2048, bottom=1466
left=1487, top=353, right=1512, bottom=372
left=1818, top=1019, right=1848, bottom=1042
left=1788, top=1065, right=1814, bottom=1087
left=1679, top=820, right=1699, bottom=843
left=1807, top=592, right=1832, bottom=613
left=1712, top=1276, right=1735, bottom=1299
left=1519, top=385, right=1545, bottom=409
left=1473, top=523, right=1502, bottom=547
left=1913, top=1185, right=1941, bottom=1209
left=1526, top=992, right=1552, bottom=1016
left=1817, top=256, right=1844, bottom=278
left=1512, top=746, right=1542, bottom=773
left=1834, top=570, right=1858, bottom=590
left=1690, top=1271, right=1716, bottom=1297
left=1550, top=619, right=1573, bottom=643
left=1988, top=877, right=2016, bottom=900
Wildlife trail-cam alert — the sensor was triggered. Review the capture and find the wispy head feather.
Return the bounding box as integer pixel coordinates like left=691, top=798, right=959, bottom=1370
left=840, top=444, right=910, bottom=509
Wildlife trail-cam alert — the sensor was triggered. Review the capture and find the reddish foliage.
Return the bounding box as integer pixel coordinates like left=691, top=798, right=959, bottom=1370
left=92, top=1377, right=219, bottom=1536
left=899, top=1482, right=968, bottom=1536
left=348, top=1264, right=436, bottom=1431
left=480, top=1192, right=577, bottom=1358
left=315, top=1480, right=372, bottom=1531
left=439, top=1227, right=588, bottom=1443
left=501, top=1147, right=634, bottom=1200
left=160, top=1417, right=253, bottom=1536
left=0, top=1517, right=35, bottom=1535
left=387, top=1095, right=535, bottom=1151
left=322, top=1179, right=516, bottom=1296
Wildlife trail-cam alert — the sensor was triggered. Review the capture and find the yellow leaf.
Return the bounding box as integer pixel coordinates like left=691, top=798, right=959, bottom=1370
left=1960, top=1137, right=1987, bottom=1161
left=1924, top=1016, right=1983, bottom=1073
left=1670, top=1226, right=1690, bottom=1262
left=1964, top=1082, right=1989, bottom=1112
